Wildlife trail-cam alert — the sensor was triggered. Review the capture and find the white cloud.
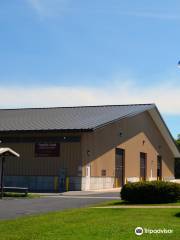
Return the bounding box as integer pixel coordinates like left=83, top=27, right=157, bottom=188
left=28, top=0, right=43, bottom=15
left=27, top=0, right=69, bottom=18
left=27, top=1, right=180, bottom=21
left=0, top=81, right=180, bottom=115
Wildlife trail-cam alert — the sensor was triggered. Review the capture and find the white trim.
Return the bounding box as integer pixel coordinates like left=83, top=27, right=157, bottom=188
left=84, top=164, right=91, bottom=190
left=126, top=177, right=139, bottom=183
left=0, top=147, right=20, bottom=157
left=148, top=108, right=180, bottom=158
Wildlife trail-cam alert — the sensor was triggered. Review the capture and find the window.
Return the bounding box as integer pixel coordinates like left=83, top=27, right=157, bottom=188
left=35, top=143, right=60, bottom=157
left=157, top=155, right=162, bottom=180
left=140, top=152, right=147, bottom=181
left=115, top=148, right=125, bottom=187
left=101, top=169, right=106, bottom=176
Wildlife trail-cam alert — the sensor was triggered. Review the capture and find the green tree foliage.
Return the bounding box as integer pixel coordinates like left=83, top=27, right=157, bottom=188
left=175, top=134, right=180, bottom=178
left=176, top=134, right=180, bottom=148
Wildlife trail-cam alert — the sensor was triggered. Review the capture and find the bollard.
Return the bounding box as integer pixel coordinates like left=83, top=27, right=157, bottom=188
left=66, top=177, right=69, bottom=192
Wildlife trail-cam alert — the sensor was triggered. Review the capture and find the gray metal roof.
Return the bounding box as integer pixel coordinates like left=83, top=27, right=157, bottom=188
left=0, top=104, right=155, bottom=132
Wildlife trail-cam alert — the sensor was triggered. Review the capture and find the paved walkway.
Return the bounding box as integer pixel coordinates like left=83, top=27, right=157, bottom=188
left=94, top=205, right=180, bottom=208
left=0, top=192, right=120, bottom=220
left=38, top=188, right=121, bottom=196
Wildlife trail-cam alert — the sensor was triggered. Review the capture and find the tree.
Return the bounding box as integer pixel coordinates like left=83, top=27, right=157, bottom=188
left=175, top=134, right=180, bottom=179
left=176, top=134, right=180, bottom=149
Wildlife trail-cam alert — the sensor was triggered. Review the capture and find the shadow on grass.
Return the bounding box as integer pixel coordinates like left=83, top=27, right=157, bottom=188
left=174, top=212, right=180, bottom=218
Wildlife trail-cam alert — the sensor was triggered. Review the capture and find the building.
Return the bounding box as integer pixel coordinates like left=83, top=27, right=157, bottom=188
left=0, top=104, right=179, bottom=192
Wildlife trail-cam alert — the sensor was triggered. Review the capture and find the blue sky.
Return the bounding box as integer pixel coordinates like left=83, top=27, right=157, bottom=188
left=0, top=0, right=180, bottom=138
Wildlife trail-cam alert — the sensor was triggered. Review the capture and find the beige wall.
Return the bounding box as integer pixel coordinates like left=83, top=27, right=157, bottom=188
left=1, top=111, right=175, bottom=181
left=1, top=132, right=81, bottom=177
left=81, top=111, right=174, bottom=180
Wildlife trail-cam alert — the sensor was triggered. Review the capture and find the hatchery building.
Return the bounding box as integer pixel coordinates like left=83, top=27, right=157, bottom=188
left=0, top=104, right=179, bottom=191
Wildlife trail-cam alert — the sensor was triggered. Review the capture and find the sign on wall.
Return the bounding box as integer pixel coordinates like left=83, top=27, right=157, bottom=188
left=35, top=143, right=60, bottom=157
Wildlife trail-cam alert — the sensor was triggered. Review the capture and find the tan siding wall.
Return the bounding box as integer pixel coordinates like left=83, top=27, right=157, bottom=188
left=120, top=133, right=157, bottom=178
left=1, top=111, right=175, bottom=180
left=2, top=134, right=81, bottom=176
left=81, top=111, right=174, bottom=179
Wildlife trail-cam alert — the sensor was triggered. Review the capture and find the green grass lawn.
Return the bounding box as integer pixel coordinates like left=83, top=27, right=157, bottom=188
left=96, top=200, right=180, bottom=207
left=0, top=207, right=180, bottom=240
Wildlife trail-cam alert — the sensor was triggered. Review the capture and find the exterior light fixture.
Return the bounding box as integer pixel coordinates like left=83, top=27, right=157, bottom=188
left=87, top=150, right=90, bottom=156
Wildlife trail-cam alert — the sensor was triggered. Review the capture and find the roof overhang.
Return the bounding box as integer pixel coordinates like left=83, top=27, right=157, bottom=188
left=148, top=107, right=180, bottom=158
left=0, top=147, right=20, bottom=157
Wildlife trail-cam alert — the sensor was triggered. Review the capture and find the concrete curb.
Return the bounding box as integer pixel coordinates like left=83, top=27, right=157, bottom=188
left=38, top=188, right=121, bottom=196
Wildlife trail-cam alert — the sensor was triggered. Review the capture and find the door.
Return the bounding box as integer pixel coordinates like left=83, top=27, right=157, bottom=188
left=115, top=148, right=125, bottom=187
left=157, top=155, right=162, bottom=180
left=140, top=152, right=147, bottom=181
left=85, top=164, right=91, bottom=190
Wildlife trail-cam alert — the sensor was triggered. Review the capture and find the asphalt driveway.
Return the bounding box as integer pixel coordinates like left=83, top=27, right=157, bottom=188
left=0, top=192, right=120, bottom=220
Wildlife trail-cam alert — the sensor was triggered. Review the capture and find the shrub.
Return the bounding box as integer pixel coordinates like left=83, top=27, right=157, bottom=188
left=121, top=181, right=180, bottom=203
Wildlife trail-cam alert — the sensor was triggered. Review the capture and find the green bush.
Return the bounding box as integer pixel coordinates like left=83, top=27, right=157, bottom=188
left=121, top=181, right=180, bottom=203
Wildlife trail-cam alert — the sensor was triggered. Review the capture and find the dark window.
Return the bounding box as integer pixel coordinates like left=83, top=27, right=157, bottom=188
left=140, top=152, right=147, bottom=181
left=157, top=155, right=162, bottom=180
left=115, top=148, right=125, bottom=187
left=175, top=158, right=180, bottom=179
left=101, top=169, right=106, bottom=176
left=35, top=143, right=60, bottom=157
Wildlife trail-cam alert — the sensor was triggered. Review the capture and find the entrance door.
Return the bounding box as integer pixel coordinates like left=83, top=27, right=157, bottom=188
left=85, top=164, right=91, bottom=190
left=157, top=156, right=162, bottom=180
left=140, top=152, right=147, bottom=181
left=115, top=148, right=125, bottom=187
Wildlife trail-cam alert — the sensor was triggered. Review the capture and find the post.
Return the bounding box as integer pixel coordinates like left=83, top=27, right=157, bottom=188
left=0, top=156, right=5, bottom=199
left=66, top=177, right=69, bottom=192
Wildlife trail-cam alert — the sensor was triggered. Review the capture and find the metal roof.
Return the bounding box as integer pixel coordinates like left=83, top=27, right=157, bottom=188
left=0, top=104, right=155, bottom=132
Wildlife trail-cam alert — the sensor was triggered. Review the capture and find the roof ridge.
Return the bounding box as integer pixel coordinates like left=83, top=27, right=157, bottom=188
left=0, top=103, right=155, bottom=111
